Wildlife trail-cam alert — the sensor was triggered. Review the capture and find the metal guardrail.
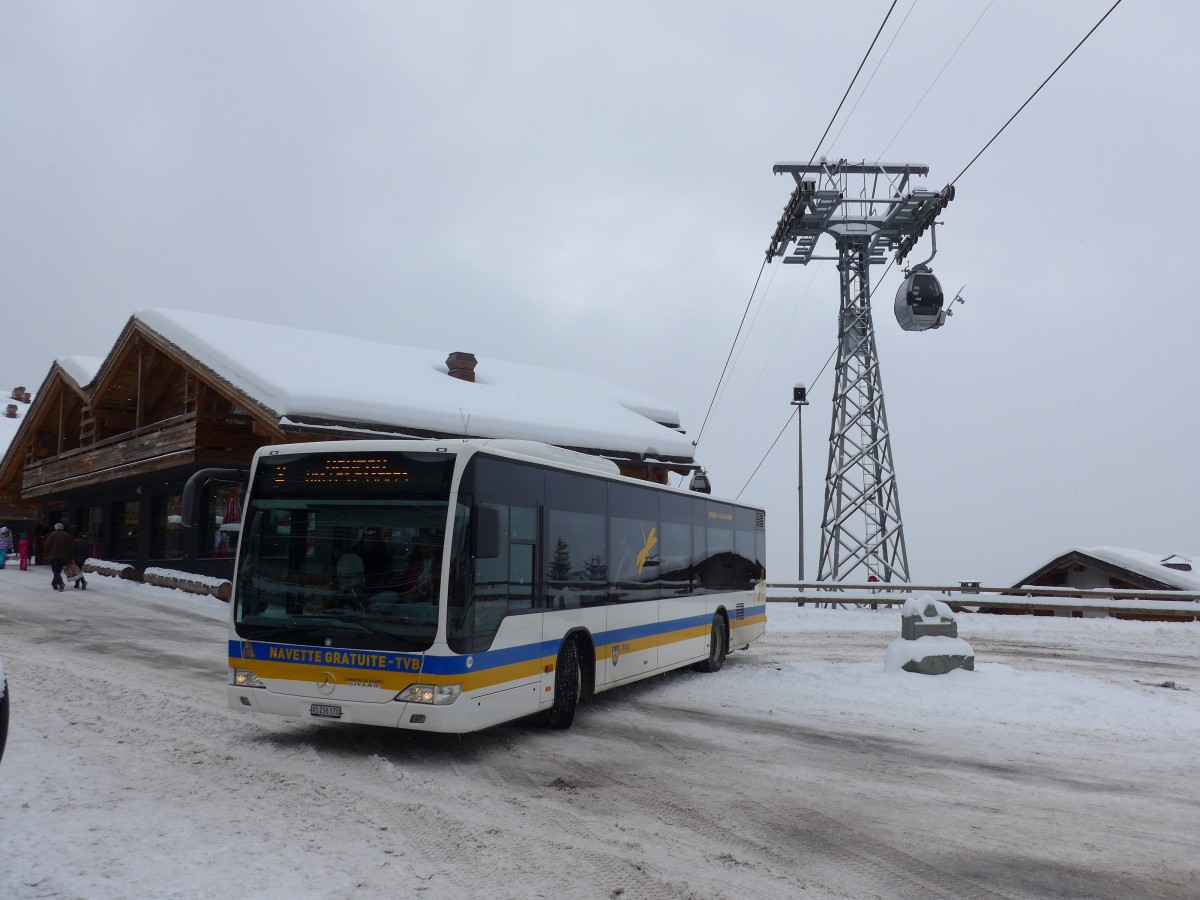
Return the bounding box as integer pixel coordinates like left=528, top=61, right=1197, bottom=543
left=765, top=582, right=1200, bottom=618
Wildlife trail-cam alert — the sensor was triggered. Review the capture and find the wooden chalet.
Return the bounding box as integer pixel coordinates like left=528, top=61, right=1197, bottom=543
left=994, top=547, right=1200, bottom=621
left=0, top=311, right=696, bottom=580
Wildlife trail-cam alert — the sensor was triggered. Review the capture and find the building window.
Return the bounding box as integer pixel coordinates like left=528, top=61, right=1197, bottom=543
left=81, top=506, right=105, bottom=560
left=111, top=500, right=140, bottom=560
left=152, top=494, right=185, bottom=560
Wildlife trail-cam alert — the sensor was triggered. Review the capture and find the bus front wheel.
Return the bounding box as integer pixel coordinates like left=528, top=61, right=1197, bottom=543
left=695, top=614, right=727, bottom=673
left=545, top=638, right=581, bottom=729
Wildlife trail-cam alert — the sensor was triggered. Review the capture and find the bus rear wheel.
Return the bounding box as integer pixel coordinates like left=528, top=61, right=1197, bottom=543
left=545, top=638, right=581, bottom=729
left=695, top=614, right=727, bottom=673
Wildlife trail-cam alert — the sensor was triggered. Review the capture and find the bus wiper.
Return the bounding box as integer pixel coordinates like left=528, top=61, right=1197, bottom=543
left=320, top=614, right=427, bottom=651
left=237, top=622, right=305, bottom=639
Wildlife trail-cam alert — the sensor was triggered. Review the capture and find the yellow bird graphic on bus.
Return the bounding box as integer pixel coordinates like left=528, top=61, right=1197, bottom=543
left=636, top=525, right=657, bottom=575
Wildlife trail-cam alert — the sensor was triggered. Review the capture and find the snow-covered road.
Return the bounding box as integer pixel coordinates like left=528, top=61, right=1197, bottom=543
left=1, top=567, right=1197, bottom=899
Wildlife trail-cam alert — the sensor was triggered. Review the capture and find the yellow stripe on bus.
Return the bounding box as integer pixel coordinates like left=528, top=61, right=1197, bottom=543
left=229, top=654, right=553, bottom=695
left=654, top=623, right=710, bottom=647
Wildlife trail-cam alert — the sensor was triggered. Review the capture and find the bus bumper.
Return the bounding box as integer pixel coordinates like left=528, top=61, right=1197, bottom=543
left=228, top=680, right=541, bottom=733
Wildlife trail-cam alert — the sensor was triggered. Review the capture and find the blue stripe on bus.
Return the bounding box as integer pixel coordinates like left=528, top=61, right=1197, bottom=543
left=419, top=642, right=548, bottom=676
left=230, top=604, right=767, bottom=676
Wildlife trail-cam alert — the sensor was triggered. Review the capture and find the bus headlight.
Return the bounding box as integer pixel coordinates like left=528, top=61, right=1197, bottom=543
left=397, top=683, right=462, bottom=705
left=232, top=668, right=265, bottom=688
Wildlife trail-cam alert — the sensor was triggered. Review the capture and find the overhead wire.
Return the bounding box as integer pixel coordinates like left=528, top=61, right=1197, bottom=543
left=805, top=1, right=900, bottom=170
left=690, top=0, right=900, bottom=467
left=690, top=256, right=768, bottom=452
left=734, top=260, right=896, bottom=501
left=951, top=0, right=1123, bottom=187
left=876, top=0, right=994, bottom=160
left=825, top=0, right=920, bottom=154
left=735, top=407, right=797, bottom=502
left=707, top=262, right=819, bottom=463
left=732, top=0, right=1125, bottom=499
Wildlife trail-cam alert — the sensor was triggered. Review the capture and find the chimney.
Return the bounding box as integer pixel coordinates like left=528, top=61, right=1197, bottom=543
left=446, top=352, right=478, bottom=383
left=11, top=386, right=25, bottom=401
left=4, top=404, right=17, bottom=418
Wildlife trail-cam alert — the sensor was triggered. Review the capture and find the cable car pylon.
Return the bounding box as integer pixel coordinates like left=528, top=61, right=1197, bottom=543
left=765, top=158, right=956, bottom=584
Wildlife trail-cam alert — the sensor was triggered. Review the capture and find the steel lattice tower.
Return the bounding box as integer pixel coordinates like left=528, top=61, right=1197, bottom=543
left=766, top=159, right=954, bottom=583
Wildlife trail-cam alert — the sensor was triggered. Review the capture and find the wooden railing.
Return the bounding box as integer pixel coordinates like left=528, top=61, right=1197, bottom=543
left=23, top=415, right=198, bottom=495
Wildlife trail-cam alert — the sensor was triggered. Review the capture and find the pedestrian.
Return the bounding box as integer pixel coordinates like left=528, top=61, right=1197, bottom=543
left=0, top=526, right=11, bottom=569
left=70, top=531, right=90, bottom=590
left=17, top=529, right=30, bottom=570
left=43, top=523, right=74, bottom=592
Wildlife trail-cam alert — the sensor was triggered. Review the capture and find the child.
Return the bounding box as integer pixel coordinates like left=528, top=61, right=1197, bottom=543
left=0, top=526, right=11, bottom=568
left=17, top=529, right=30, bottom=570
left=70, top=531, right=90, bottom=590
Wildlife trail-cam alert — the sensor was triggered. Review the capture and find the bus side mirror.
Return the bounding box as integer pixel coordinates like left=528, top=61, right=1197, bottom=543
left=474, top=506, right=501, bottom=559
left=181, top=468, right=246, bottom=527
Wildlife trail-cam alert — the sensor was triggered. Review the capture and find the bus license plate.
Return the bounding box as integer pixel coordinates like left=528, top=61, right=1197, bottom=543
left=310, top=704, right=342, bottom=719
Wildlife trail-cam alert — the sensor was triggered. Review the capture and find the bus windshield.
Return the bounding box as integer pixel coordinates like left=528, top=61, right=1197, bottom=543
left=233, top=451, right=456, bottom=652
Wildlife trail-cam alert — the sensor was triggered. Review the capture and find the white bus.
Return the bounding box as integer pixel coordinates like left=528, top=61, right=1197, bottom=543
left=224, top=439, right=766, bottom=733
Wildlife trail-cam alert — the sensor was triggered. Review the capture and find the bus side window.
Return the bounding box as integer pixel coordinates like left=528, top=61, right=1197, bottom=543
left=704, top=501, right=736, bottom=591
left=659, top=493, right=692, bottom=596
left=475, top=505, right=501, bottom=559
left=608, top=482, right=660, bottom=603
left=545, top=470, right=607, bottom=608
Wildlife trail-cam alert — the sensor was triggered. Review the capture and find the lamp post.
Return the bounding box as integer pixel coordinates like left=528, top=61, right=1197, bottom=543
left=791, top=383, right=809, bottom=586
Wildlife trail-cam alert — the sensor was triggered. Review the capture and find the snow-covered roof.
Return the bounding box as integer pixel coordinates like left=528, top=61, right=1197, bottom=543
left=0, top=391, right=36, bottom=460
left=135, top=309, right=693, bottom=461
left=57, top=355, right=104, bottom=388
left=1032, top=546, right=1200, bottom=591
left=0, top=357, right=104, bottom=461
left=0, top=405, right=23, bottom=460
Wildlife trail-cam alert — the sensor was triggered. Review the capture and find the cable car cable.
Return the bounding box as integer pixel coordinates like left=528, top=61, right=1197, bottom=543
left=890, top=1, right=1122, bottom=331
left=694, top=0, right=900, bottom=463
left=950, top=0, right=1124, bottom=188
left=736, top=408, right=797, bottom=502
left=745, top=0, right=1126, bottom=496
left=876, top=0, right=995, bottom=161
left=735, top=3, right=1125, bottom=507
left=733, top=259, right=900, bottom=499
left=827, top=0, right=920, bottom=155
left=691, top=256, right=769, bottom=453
left=807, top=1, right=899, bottom=168
left=706, top=261, right=823, bottom=465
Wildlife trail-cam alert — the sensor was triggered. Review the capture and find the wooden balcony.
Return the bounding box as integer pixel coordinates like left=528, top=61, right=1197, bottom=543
left=22, top=415, right=200, bottom=498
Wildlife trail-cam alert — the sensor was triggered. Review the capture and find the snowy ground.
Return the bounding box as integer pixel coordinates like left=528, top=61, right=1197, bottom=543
left=0, top=566, right=1197, bottom=900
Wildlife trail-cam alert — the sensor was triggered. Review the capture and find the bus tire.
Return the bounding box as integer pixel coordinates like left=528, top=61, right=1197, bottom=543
left=695, top=614, right=727, bottom=673
left=545, top=638, right=581, bottom=729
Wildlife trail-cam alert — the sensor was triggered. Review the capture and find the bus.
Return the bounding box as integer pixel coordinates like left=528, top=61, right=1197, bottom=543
left=222, top=438, right=766, bottom=733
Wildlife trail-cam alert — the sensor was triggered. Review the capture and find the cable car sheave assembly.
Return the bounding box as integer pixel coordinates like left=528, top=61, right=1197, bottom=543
left=764, top=158, right=957, bottom=585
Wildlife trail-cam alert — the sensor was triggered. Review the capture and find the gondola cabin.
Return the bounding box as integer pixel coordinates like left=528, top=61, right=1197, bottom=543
left=894, top=264, right=946, bottom=331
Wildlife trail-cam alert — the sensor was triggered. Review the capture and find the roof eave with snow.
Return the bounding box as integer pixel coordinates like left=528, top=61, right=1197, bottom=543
left=135, top=309, right=695, bottom=462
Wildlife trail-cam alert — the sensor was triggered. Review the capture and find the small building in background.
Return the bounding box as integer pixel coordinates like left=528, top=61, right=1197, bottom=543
left=0, top=309, right=698, bottom=579
left=1002, top=547, right=1200, bottom=620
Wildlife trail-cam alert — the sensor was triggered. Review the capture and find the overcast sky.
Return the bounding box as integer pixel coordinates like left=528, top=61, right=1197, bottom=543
left=1, top=1, right=1194, bottom=586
